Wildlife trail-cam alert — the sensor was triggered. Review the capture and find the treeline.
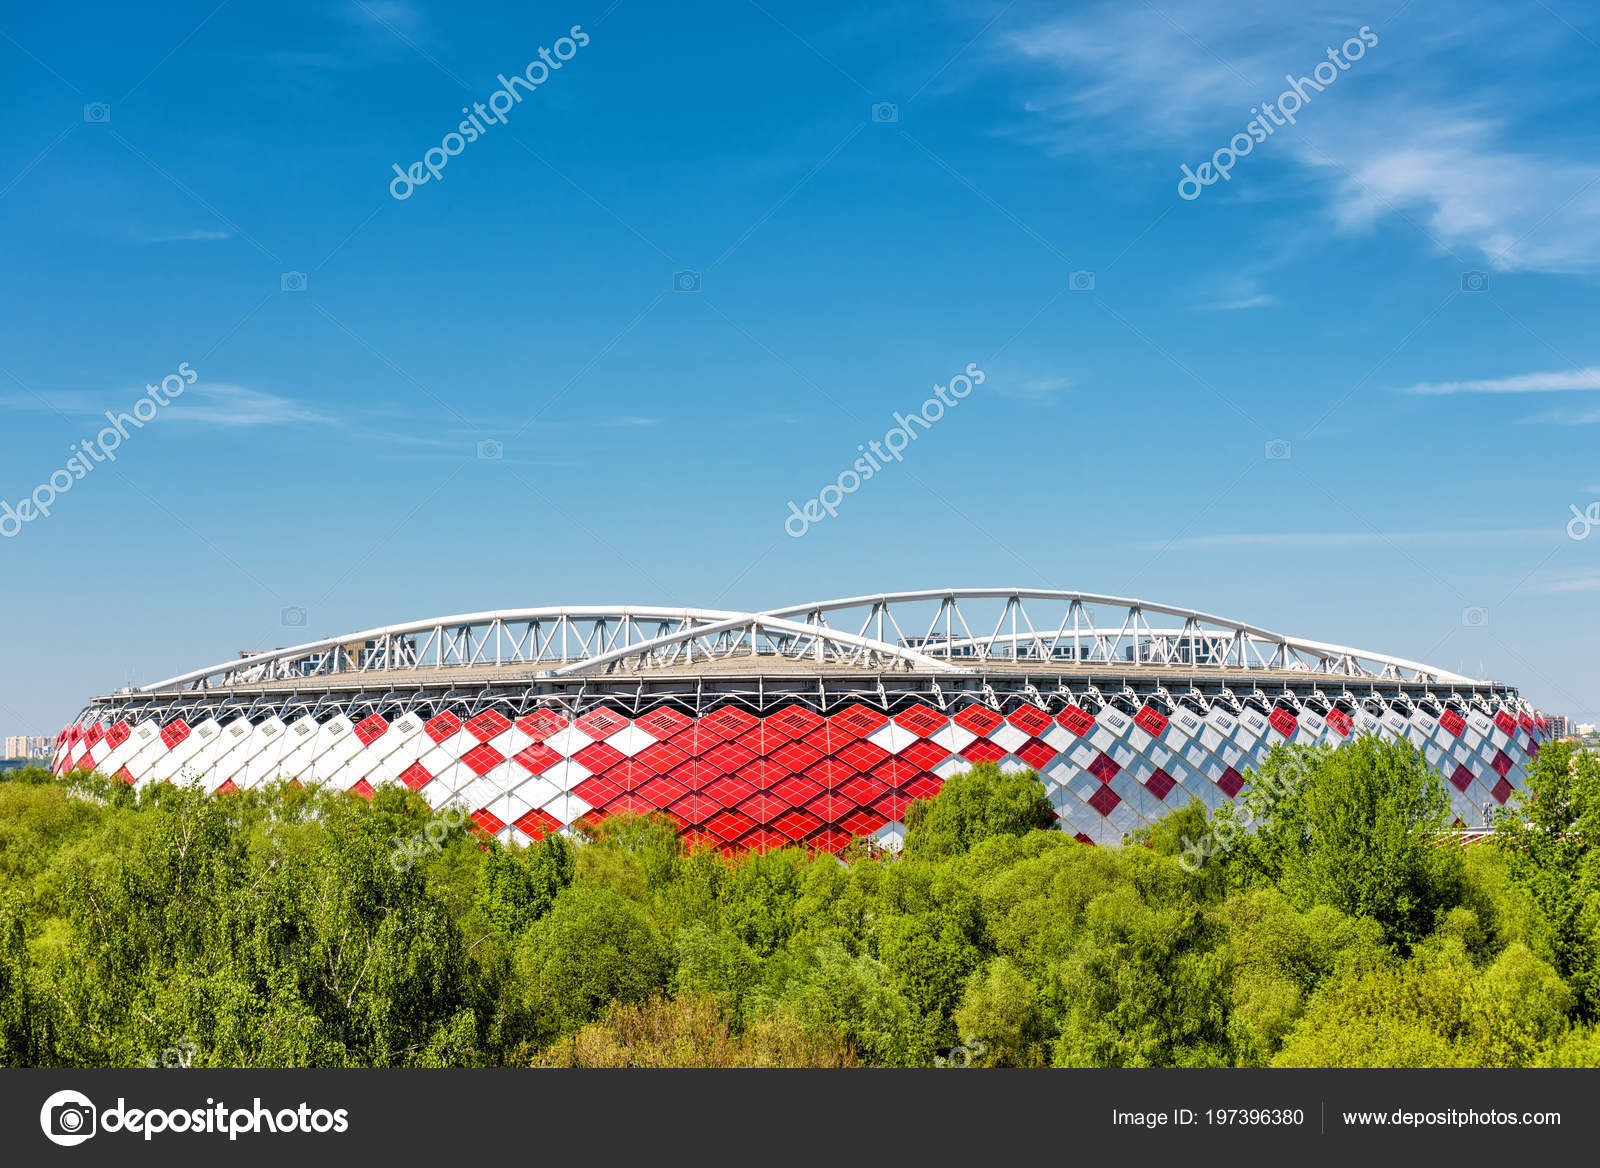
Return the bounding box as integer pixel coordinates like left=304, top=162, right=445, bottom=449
left=1, top=735, right=1598, bottom=1067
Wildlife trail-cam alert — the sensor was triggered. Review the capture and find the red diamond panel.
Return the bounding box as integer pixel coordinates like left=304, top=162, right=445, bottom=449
left=1087, top=785, right=1121, bottom=817
left=84, top=724, right=105, bottom=747
left=735, top=758, right=789, bottom=790
left=837, top=774, right=890, bottom=806
left=635, top=707, right=692, bottom=739
left=900, top=738, right=950, bottom=771
left=702, top=775, right=756, bottom=807
left=1440, top=710, right=1466, bottom=737
left=835, top=739, right=889, bottom=771
left=738, top=792, right=788, bottom=824
left=1491, top=750, right=1512, bottom=778
left=765, top=706, right=824, bottom=741
left=399, top=762, right=431, bottom=790
left=1016, top=738, right=1056, bottom=770
left=952, top=704, right=1003, bottom=736
left=807, top=792, right=856, bottom=822
left=772, top=807, right=823, bottom=840
left=1326, top=708, right=1353, bottom=737
left=1007, top=704, right=1054, bottom=737
left=515, top=709, right=568, bottom=741
left=869, top=757, right=920, bottom=788
left=1146, top=769, right=1176, bottom=800
left=512, top=743, right=561, bottom=774
left=734, top=725, right=769, bottom=755
left=1268, top=709, right=1298, bottom=739
left=701, top=707, right=760, bottom=742
left=344, top=778, right=372, bottom=799
left=874, top=792, right=912, bottom=821
left=574, top=741, right=626, bottom=775
left=354, top=714, right=389, bottom=746
left=1087, top=752, right=1120, bottom=783
left=839, top=806, right=888, bottom=836
left=705, top=809, right=756, bottom=842
left=635, top=775, right=689, bottom=809
left=105, top=722, right=131, bottom=750
left=161, top=718, right=191, bottom=749
left=471, top=809, right=505, bottom=835
left=1449, top=764, right=1474, bottom=793
left=1058, top=705, right=1094, bottom=737
left=606, top=758, right=656, bottom=791
left=742, top=828, right=790, bottom=853
left=465, top=710, right=512, bottom=742
left=893, top=704, right=948, bottom=736
left=215, top=778, right=239, bottom=794
left=573, top=776, right=623, bottom=808
left=800, top=726, right=840, bottom=755
left=902, top=774, right=942, bottom=800
left=1073, top=832, right=1094, bottom=845
left=1494, top=711, right=1517, bottom=736
left=809, top=827, right=852, bottom=854
left=831, top=704, right=889, bottom=736
left=700, top=740, right=758, bottom=776
left=635, top=740, right=690, bottom=773
left=461, top=742, right=505, bottom=777
left=771, top=774, right=825, bottom=807
left=768, top=739, right=825, bottom=774
left=961, top=738, right=1006, bottom=765
left=1217, top=767, right=1246, bottom=798
left=671, top=793, right=720, bottom=824
left=424, top=712, right=461, bottom=744
left=1491, top=777, right=1514, bottom=804
left=804, top=757, right=855, bottom=789
left=513, top=808, right=561, bottom=840
left=1134, top=706, right=1169, bottom=737
left=573, top=708, right=630, bottom=740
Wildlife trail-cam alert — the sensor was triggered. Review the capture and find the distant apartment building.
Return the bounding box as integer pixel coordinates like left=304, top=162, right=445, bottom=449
left=4, top=735, right=52, bottom=759
left=1578, top=723, right=1598, bottom=737
left=1546, top=715, right=1571, bottom=739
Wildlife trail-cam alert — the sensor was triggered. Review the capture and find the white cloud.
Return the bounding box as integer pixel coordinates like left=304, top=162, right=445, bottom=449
left=138, top=229, right=232, bottom=243
left=1, top=382, right=330, bottom=427
left=1400, top=367, right=1600, bottom=395
left=1519, top=406, right=1600, bottom=426
left=1134, top=527, right=1551, bottom=551
left=164, top=384, right=333, bottom=427
left=1000, top=1, right=1600, bottom=273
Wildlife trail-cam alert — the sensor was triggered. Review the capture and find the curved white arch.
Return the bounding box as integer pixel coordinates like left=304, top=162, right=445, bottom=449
left=131, top=589, right=1478, bottom=693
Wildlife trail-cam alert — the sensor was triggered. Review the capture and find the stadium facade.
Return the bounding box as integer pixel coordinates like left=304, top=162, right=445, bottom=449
left=51, top=590, right=1548, bottom=851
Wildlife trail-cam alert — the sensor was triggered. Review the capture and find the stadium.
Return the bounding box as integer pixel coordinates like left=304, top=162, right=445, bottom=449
left=50, top=589, right=1547, bottom=852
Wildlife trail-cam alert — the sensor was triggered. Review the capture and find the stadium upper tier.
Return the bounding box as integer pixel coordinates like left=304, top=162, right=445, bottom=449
left=53, top=589, right=1544, bottom=851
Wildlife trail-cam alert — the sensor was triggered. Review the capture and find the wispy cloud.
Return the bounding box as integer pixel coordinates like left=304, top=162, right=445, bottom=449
left=137, top=228, right=233, bottom=244
left=1401, top=367, right=1600, bottom=395
left=1134, top=527, right=1551, bottom=551
left=1000, top=1, right=1600, bottom=274
left=2, top=382, right=331, bottom=427
left=1530, top=571, right=1600, bottom=594
left=1519, top=406, right=1600, bottom=426
left=164, top=384, right=333, bottom=427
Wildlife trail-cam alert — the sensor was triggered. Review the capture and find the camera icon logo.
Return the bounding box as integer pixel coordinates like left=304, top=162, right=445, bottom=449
left=83, top=102, right=112, bottom=124
left=1265, top=438, right=1292, bottom=460
left=1068, top=270, right=1096, bottom=292
left=673, top=270, right=701, bottom=292
left=40, top=1089, right=97, bottom=1147
left=281, top=271, right=308, bottom=293
left=1461, top=270, right=1489, bottom=292
left=1462, top=606, right=1490, bottom=628
left=871, top=102, right=899, bottom=123
left=281, top=605, right=307, bottom=627
left=477, top=439, right=504, bottom=460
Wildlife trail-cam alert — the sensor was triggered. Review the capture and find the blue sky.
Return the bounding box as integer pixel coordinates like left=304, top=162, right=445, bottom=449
left=2, top=0, right=1598, bottom=734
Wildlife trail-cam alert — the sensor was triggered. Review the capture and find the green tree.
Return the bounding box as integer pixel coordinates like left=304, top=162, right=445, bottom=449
left=903, top=763, right=1055, bottom=860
